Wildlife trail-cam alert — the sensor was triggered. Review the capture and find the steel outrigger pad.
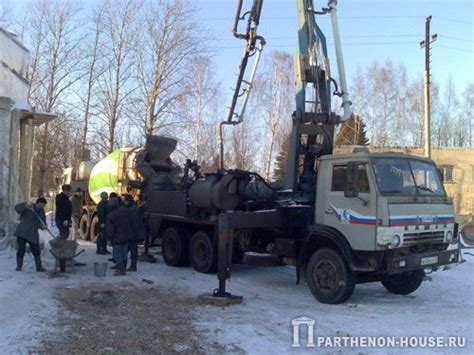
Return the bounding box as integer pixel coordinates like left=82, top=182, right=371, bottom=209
left=197, top=291, right=243, bottom=306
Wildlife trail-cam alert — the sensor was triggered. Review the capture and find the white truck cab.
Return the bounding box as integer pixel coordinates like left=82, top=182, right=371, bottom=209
left=317, top=152, right=456, bottom=250
left=301, top=151, right=459, bottom=303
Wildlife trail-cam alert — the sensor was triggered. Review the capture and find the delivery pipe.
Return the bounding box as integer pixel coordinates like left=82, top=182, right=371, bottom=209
left=328, top=0, right=352, bottom=121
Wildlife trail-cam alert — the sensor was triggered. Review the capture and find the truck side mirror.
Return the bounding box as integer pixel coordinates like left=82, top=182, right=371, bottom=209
left=344, top=162, right=359, bottom=198
left=437, top=168, right=444, bottom=183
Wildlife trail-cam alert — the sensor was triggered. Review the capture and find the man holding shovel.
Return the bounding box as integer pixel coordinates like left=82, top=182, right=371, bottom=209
left=14, top=197, right=48, bottom=272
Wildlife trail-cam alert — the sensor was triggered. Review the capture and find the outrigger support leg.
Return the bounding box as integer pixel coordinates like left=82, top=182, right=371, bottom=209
left=198, top=212, right=243, bottom=306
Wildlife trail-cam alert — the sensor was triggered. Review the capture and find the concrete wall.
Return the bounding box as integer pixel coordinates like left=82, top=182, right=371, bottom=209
left=0, top=28, right=29, bottom=103
left=0, top=98, right=16, bottom=238
left=0, top=65, right=29, bottom=103
left=0, top=28, right=29, bottom=104
left=335, top=146, right=474, bottom=219
left=0, top=28, right=29, bottom=239
left=0, top=28, right=29, bottom=74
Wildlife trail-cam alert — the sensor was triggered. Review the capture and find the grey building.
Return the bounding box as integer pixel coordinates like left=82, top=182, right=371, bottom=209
left=0, top=27, right=55, bottom=240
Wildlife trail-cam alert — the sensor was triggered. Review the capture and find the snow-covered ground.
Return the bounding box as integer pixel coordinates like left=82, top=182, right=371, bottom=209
left=0, top=216, right=473, bottom=354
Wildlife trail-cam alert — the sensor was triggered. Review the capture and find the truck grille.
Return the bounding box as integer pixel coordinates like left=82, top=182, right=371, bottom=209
left=403, top=231, right=444, bottom=246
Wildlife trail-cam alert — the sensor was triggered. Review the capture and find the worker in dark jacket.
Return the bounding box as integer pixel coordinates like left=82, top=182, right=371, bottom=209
left=55, top=184, right=72, bottom=239
left=123, top=195, right=145, bottom=271
left=107, top=197, right=134, bottom=276
left=14, top=197, right=47, bottom=272
left=96, top=191, right=110, bottom=255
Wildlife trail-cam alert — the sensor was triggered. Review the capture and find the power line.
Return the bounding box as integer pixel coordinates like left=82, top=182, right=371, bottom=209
left=204, top=15, right=473, bottom=27
left=205, top=15, right=428, bottom=21
left=433, top=16, right=473, bottom=26
left=437, top=45, right=474, bottom=53
left=216, top=41, right=418, bottom=50
left=214, top=34, right=424, bottom=41
left=214, top=34, right=472, bottom=45
left=439, top=34, right=474, bottom=43
left=216, top=42, right=473, bottom=54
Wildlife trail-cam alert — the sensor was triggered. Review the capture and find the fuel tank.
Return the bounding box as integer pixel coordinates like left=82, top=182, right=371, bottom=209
left=189, top=172, right=250, bottom=211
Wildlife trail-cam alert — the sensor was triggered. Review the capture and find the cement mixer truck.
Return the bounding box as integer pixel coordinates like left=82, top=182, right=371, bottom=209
left=57, top=136, right=178, bottom=242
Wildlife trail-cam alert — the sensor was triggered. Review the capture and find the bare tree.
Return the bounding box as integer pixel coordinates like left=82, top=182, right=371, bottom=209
left=254, top=51, right=293, bottom=180
left=25, top=0, right=85, bottom=194
left=228, top=120, right=261, bottom=171
left=434, top=77, right=458, bottom=147
left=178, top=55, right=221, bottom=168
left=406, top=77, right=425, bottom=146
left=134, top=0, right=201, bottom=139
left=0, top=0, right=14, bottom=29
left=79, top=7, right=104, bottom=157
left=96, top=0, right=141, bottom=154
left=461, top=83, right=474, bottom=147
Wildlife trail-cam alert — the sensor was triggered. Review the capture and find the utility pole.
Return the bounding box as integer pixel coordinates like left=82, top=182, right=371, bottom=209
left=419, top=16, right=437, bottom=158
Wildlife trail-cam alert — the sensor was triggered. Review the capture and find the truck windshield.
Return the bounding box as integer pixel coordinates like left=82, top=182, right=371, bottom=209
left=372, top=158, right=445, bottom=196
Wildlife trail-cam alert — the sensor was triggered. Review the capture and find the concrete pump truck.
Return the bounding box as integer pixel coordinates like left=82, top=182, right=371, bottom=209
left=139, top=0, right=460, bottom=304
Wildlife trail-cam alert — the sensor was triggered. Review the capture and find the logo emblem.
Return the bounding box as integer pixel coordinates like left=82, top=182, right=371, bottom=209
left=340, top=209, right=351, bottom=224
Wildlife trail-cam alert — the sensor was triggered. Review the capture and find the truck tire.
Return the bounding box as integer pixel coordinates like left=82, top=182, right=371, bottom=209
left=189, top=231, right=217, bottom=274
left=306, top=248, right=356, bottom=304
left=89, top=216, right=100, bottom=243
left=381, top=270, right=424, bottom=295
left=79, top=214, right=90, bottom=240
left=162, top=227, right=189, bottom=267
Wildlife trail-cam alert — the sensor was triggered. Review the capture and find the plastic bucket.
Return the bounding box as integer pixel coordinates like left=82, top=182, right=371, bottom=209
left=94, top=262, right=108, bottom=277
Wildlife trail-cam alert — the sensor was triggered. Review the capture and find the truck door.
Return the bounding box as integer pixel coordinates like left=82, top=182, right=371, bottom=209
left=323, top=162, right=376, bottom=251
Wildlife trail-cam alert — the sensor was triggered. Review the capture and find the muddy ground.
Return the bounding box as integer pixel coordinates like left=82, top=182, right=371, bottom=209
left=38, top=282, right=226, bottom=354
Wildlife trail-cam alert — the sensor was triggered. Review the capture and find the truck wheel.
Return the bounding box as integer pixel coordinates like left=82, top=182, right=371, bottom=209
left=79, top=214, right=90, bottom=240
left=162, top=227, right=189, bottom=267
left=89, top=216, right=100, bottom=243
left=381, top=270, right=424, bottom=295
left=306, top=248, right=356, bottom=304
left=189, top=231, right=217, bottom=274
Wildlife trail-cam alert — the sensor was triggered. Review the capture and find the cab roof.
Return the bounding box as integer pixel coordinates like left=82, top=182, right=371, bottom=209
left=321, top=151, right=435, bottom=163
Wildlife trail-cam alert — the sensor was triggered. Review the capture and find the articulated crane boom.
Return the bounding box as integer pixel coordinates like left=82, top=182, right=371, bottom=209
left=219, top=0, right=352, bottom=200
left=218, top=0, right=266, bottom=170
left=285, top=0, right=352, bottom=201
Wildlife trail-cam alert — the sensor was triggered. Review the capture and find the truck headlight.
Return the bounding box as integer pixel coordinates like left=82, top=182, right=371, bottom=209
left=445, top=231, right=453, bottom=243
left=389, top=234, right=401, bottom=249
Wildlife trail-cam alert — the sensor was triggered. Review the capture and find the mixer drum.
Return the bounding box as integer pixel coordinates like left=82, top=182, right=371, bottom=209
left=189, top=173, right=248, bottom=211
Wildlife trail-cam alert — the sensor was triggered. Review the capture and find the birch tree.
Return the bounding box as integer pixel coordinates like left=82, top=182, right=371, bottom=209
left=461, top=83, right=474, bottom=147
left=254, top=51, right=294, bottom=180
left=134, top=0, right=201, bottom=138
left=434, top=78, right=458, bottom=147
left=96, top=0, right=141, bottom=154
left=26, top=0, right=84, bottom=194
left=177, top=56, right=221, bottom=168
left=79, top=7, right=104, bottom=157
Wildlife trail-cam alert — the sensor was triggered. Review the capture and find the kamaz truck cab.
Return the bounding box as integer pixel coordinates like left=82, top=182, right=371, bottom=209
left=303, top=151, right=459, bottom=303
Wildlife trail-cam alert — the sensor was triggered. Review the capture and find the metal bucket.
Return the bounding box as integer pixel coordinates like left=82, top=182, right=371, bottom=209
left=94, top=262, right=108, bottom=277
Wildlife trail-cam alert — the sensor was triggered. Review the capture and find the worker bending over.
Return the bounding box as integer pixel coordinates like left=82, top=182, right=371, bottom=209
left=14, top=197, right=48, bottom=272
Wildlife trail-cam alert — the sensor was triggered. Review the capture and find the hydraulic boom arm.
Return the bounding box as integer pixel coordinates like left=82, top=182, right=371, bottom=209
left=284, top=0, right=352, bottom=201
